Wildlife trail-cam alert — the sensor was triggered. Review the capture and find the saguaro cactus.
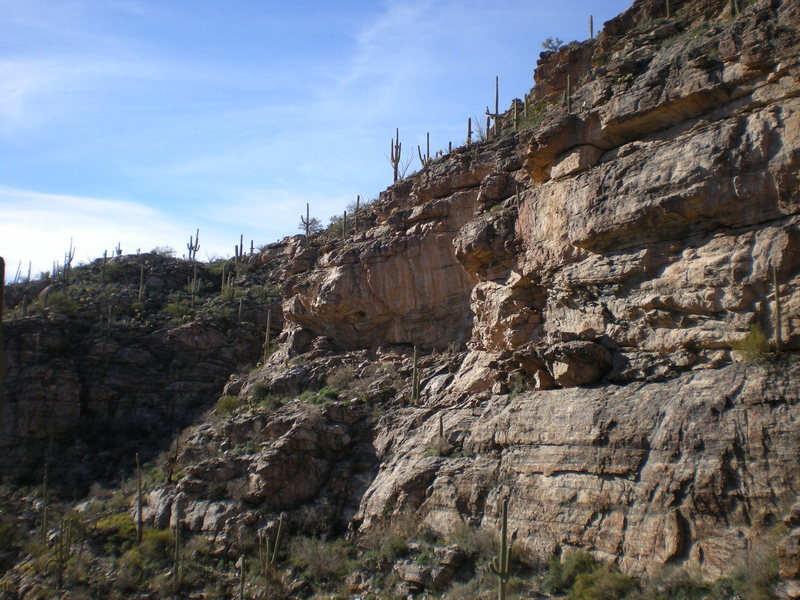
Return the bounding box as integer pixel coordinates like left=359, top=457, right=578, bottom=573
left=772, top=264, right=782, bottom=355
left=52, top=518, right=73, bottom=589
left=300, top=203, right=312, bottom=236
left=187, top=228, right=200, bottom=262
left=411, top=346, right=420, bottom=404
left=486, top=76, right=501, bottom=138
left=390, top=128, right=402, bottom=182
left=258, top=514, right=284, bottom=575
left=418, top=132, right=432, bottom=168
left=138, top=264, right=146, bottom=302
left=173, top=524, right=183, bottom=592
left=238, top=554, right=246, bottom=599
left=136, top=453, right=143, bottom=544
left=565, top=74, right=572, bottom=113
left=263, top=309, right=272, bottom=362
left=489, top=497, right=511, bottom=600
left=41, top=464, right=50, bottom=542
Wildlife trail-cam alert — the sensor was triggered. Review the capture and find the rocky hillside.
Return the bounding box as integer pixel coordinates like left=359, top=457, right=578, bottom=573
left=1, top=0, right=799, bottom=598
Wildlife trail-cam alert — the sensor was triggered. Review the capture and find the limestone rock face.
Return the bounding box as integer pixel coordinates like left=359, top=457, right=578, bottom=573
left=2, top=0, right=799, bottom=588
left=282, top=0, right=799, bottom=388
left=357, top=363, right=800, bottom=578
left=0, top=315, right=260, bottom=490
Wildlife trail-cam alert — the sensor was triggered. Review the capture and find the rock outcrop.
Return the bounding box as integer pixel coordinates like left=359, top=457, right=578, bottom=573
left=1, top=0, right=799, bottom=594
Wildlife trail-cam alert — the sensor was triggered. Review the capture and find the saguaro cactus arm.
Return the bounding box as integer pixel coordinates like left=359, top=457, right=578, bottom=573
left=489, top=497, right=511, bottom=600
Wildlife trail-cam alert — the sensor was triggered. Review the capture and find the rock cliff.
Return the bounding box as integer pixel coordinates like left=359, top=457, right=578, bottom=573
left=1, top=0, right=799, bottom=596
left=268, top=0, right=800, bottom=582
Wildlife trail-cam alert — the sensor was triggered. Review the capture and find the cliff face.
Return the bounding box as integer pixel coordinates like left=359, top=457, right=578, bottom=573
left=265, top=0, right=799, bottom=579
left=0, top=253, right=285, bottom=492
left=281, top=0, right=799, bottom=395
left=1, top=0, right=799, bottom=593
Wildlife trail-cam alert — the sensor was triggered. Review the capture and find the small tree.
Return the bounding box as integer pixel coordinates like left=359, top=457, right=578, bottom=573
left=299, top=216, right=323, bottom=235
left=299, top=203, right=323, bottom=235
left=542, top=37, right=564, bottom=52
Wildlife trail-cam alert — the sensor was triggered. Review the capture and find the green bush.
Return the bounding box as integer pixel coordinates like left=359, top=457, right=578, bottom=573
left=215, top=395, right=241, bottom=416
left=707, top=554, right=780, bottom=600
left=288, top=536, right=356, bottom=582
left=732, top=324, right=769, bottom=361
left=297, top=387, right=338, bottom=406
left=363, top=533, right=409, bottom=569
left=543, top=550, right=599, bottom=595
left=326, top=365, right=355, bottom=389
left=628, top=567, right=708, bottom=600
left=570, top=566, right=638, bottom=600
left=449, top=524, right=496, bottom=562
left=42, top=291, right=79, bottom=314
left=250, top=382, right=270, bottom=403
left=94, top=513, right=137, bottom=554
left=140, top=528, right=172, bottom=565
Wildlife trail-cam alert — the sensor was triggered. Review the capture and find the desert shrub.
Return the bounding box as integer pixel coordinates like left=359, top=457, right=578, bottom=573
left=288, top=536, right=356, bottom=582
left=732, top=323, right=769, bottom=361
left=163, top=292, right=191, bottom=319
left=94, top=513, right=137, bottom=554
left=115, top=548, right=145, bottom=591
left=140, top=528, right=172, bottom=565
left=297, top=387, right=338, bottom=406
left=0, top=518, right=20, bottom=555
left=543, top=550, right=599, bottom=595
left=215, top=395, right=241, bottom=416
left=42, top=291, right=79, bottom=314
left=569, top=565, right=638, bottom=600
left=443, top=570, right=495, bottom=600
left=250, top=383, right=284, bottom=411
left=706, top=551, right=780, bottom=600
left=150, top=246, right=176, bottom=257
left=449, top=523, right=496, bottom=562
left=628, top=566, right=708, bottom=600
left=326, top=365, right=355, bottom=389
left=363, top=533, right=409, bottom=568
left=250, top=382, right=270, bottom=403
left=257, top=394, right=284, bottom=411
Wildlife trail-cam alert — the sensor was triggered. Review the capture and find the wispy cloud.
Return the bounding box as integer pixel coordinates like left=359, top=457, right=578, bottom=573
left=0, top=187, right=192, bottom=277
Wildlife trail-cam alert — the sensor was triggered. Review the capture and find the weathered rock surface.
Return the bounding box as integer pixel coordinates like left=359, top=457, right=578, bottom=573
left=357, top=362, right=800, bottom=579
left=0, top=252, right=284, bottom=492
left=1, top=0, right=799, bottom=591
left=281, top=0, right=800, bottom=393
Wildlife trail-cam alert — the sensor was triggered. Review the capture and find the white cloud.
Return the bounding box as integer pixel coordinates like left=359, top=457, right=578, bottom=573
left=0, top=187, right=193, bottom=278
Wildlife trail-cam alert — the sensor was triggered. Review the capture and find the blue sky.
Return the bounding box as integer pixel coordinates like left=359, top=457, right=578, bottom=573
left=0, top=0, right=632, bottom=280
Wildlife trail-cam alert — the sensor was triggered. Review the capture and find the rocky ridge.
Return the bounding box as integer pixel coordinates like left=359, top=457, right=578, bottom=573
left=1, top=0, right=799, bottom=597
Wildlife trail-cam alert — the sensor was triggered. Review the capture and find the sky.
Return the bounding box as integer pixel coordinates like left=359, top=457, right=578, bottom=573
left=0, top=0, right=633, bottom=281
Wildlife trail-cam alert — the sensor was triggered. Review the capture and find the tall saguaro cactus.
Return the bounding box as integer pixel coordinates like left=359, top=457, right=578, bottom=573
left=411, top=346, right=420, bottom=404
left=390, top=128, right=402, bottom=182
left=300, top=203, right=312, bottom=236
left=187, top=228, right=200, bottom=262
left=772, top=264, right=782, bottom=355
left=136, top=453, right=144, bottom=544
left=173, top=524, right=183, bottom=592
left=418, top=132, right=432, bottom=168
left=258, top=514, right=284, bottom=575
left=565, top=74, right=572, bottom=113
left=486, top=76, right=501, bottom=138
left=489, top=497, right=511, bottom=600
left=52, top=518, right=73, bottom=589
